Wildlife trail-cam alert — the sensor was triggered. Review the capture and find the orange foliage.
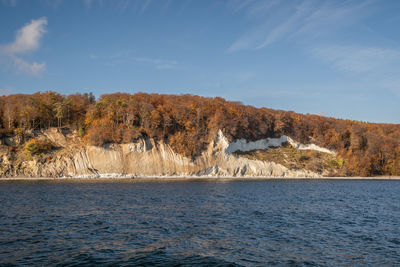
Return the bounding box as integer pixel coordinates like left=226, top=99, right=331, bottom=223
left=1, top=92, right=400, bottom=176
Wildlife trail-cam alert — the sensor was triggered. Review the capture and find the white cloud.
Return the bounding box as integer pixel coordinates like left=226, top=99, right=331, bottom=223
left=4, top=17, right=47, bottom=54
left=0, top=17, right=47, bottom=76
left=13, top=57, right=46, bottom=76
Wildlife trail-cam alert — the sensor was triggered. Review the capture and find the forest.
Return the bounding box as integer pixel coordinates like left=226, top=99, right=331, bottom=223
left=0, top=91, right=399, bottom=176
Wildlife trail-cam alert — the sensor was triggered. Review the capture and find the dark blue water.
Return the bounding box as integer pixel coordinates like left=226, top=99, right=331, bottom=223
left=0, top=179, right=399, bottom=266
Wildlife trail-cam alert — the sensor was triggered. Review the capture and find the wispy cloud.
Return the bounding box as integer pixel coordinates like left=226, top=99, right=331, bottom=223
left=89, top=52, right=179, bottom=70
left=227, top=0, right=374, bottom=52
left=311, top=45, right=400, bottom=93
left=237, top=71, right=255, bottom=82
left=13, top=57, right=46, bottom=76
left=83, top=0, right=156, bottom=13
left=89, top=53, right=98, bottom=60
left=311, top=45, right=400, bottom=74
left=83, top=0, right=95, bottom=9
left=0, top=87, right=13, bottom=95
left=255, top=1, right=313, bottom=49
left=1, top=0, right=17, bottom=7
left=227, top=0, right=257, bottom=14
left=0, top=17, right=47, bottom=76
left=39, top=0, right=64, bottom=9
left=243, top=0, right=280, bottom=18
left=140, top=0, right=152, bottom=14
left=134, top=57, right=178, bottom=70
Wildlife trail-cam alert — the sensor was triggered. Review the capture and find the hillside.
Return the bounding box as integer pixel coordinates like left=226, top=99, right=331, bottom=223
left=0, top=92, right=399, bottom=177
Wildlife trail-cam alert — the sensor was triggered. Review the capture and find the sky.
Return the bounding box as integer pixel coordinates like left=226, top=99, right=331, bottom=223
left=0, top=0, right=400, bottom=123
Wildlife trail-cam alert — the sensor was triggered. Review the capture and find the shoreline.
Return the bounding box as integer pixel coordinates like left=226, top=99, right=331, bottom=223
left=1, top=175, right=400, bottom=181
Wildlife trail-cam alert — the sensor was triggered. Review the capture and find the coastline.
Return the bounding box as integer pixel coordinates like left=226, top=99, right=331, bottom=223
left=1, top=175, right=400, bottom=181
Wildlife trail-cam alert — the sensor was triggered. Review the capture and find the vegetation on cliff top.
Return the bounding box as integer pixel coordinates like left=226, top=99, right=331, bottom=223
left=0, top=91, right=399, bottom=176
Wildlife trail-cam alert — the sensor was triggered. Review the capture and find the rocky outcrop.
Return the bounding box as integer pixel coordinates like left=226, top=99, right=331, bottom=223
left=0, top=129, right=328, bottom=178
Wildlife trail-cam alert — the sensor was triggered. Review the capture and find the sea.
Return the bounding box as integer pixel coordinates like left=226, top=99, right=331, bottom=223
left=0, top=179, right=399, bottom=266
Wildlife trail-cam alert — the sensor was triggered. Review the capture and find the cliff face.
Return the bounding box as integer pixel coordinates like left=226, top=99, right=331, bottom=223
left=0, top=129, right=331, bottom=178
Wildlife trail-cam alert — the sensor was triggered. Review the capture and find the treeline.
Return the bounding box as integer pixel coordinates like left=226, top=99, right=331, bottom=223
left=0, top=91, right=399, bottom=176
left=0, top=92, right=94, bottom=130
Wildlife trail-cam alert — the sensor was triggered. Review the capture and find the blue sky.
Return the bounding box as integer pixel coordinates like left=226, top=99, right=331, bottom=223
left=0, top=0, right=399, bottom=123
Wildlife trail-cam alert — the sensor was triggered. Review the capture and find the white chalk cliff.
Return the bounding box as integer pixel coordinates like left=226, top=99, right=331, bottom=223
left=0, top=129, right=334, bottom=178
left=225, top=134, right=335, bottom=155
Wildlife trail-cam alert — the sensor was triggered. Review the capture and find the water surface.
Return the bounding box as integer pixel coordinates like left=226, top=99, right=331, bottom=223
left=0, top=179, right=399, bottom=266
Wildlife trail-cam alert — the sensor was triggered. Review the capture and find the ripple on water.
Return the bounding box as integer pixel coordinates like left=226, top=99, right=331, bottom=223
left=0, top=179, right=399, bottom=266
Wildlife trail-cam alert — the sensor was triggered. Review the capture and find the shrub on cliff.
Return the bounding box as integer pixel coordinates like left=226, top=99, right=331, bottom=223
left=24, top=138, right=53, bottom=157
